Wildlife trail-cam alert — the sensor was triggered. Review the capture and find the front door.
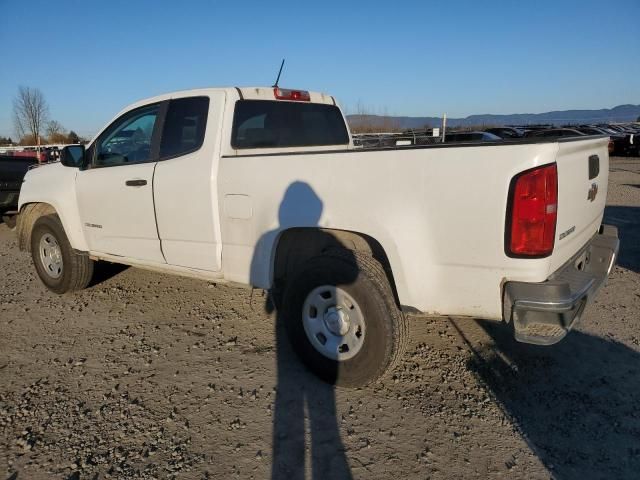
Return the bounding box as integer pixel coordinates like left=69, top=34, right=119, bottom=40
left=76, top=102, right=165, bottom=263
left=153, top=93, right=225, bottom=271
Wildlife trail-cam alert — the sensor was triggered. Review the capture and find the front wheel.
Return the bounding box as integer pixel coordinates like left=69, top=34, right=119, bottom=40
left=31, top=214, right=94, bottom=294
left=282, top=249, right=407, bottom=387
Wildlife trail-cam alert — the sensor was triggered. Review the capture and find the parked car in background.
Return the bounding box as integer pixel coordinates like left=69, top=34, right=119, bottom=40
left=514, top=125, right=553, bottom=136
left=575, top=126, right=628, bottom=156
left=11, top=149, right=48, bottom=163
left=574, top=126, right=609, bottom=136
left=524, top=128, right=586, bottom=138
left=597, top=125, right=638, bottom=156
left=485, top=127, right=524, bottom=139
left=443, top=131, right=502, bottom=143
left=607, top=124, right=638, bottom=134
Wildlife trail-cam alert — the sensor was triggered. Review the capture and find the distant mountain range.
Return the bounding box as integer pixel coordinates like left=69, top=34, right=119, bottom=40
left=347, top=104, right=640, bottom=130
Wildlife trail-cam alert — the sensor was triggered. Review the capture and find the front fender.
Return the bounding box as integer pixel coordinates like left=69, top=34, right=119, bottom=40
left=18, top=163, right=88, bottom=252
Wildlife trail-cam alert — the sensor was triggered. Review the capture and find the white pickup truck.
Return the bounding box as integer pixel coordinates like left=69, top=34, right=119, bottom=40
left=16, top=86, right=619, bottom=386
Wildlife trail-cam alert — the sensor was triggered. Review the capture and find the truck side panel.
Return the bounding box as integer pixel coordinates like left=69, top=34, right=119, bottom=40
left=218, top=141, right=564, bottom=320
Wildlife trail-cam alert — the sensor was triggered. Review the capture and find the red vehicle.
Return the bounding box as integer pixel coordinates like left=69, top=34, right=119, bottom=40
left=11, top=150, right=48, bottom=163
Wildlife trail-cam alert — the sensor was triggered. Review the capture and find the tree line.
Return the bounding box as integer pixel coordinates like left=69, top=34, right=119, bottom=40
left=6, top=86, right=86, bottom=146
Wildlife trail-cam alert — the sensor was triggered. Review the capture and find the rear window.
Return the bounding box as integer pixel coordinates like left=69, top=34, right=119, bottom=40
left=160, top=96, right=209, bottom=159
left=231, top=100, right=349, bottom=149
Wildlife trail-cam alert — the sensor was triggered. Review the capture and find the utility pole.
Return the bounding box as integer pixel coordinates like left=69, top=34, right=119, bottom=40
left=442, top=114, right=447, bottom=143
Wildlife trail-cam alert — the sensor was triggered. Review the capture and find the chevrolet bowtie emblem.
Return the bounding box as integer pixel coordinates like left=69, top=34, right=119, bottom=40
left=587, top=183, right=598, bottom=202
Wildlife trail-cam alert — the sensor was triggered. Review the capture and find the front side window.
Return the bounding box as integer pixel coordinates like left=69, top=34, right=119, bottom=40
left=231, top=100, right=350, bottom=149
left=95, top=104, right=159, bottom=167
left=160, top=96, right=209, bottom=159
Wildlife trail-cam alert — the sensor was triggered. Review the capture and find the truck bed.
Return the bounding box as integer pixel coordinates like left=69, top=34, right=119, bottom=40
left=0, top=155, right=36, bottom=212
left=220, top=135, right=610, bottom=319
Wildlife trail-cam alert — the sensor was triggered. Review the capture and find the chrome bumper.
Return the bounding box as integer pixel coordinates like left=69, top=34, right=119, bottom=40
left=503, top=224, right=620, bottom=345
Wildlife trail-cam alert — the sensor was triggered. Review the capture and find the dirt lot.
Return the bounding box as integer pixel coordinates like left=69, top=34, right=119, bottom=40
left=1, top=157, right=639, bottom=480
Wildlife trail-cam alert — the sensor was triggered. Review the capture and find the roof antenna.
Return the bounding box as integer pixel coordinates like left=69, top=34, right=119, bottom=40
left=272, top=59, right=285, bottom=88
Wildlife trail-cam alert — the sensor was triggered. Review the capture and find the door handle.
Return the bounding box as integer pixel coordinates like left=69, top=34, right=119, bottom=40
left=125, top=179, right=147, bottom=187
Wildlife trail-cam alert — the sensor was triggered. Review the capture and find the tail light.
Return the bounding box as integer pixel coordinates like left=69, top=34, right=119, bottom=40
left=274, top=87, right=310, bottom=102
left=608, top=139, right=614, bottom=154
left=506, top=163, right=558, bottom=257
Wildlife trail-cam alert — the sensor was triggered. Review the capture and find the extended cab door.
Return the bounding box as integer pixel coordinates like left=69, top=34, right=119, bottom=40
left=76, top=102, right=166, bottom=263
left=152, top=93, right=225, bottom=271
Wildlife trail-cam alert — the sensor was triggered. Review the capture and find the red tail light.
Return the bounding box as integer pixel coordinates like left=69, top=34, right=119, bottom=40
left=273, top=87, right=310, bottom=101
left=507, top=163, right=558, bottom=257
left=608, top=139, right=614, bottom=154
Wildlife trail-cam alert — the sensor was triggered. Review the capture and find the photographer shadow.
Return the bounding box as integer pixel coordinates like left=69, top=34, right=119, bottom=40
left=250, top=181, right=353, bottom=480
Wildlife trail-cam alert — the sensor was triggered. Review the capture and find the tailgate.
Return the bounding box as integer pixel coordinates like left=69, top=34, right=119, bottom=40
left=0, top=156, right=36, bottom=187
left=550, top=137, right=609, bottom=273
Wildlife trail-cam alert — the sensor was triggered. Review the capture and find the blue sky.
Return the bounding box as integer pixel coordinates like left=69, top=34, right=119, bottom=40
left=1, top=0, right=639, bottom=138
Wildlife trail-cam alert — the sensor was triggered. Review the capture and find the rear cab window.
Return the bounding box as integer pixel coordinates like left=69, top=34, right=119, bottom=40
left=160, top=96, right=209, bottom=159
left=231, top=100, right=349, bottom=149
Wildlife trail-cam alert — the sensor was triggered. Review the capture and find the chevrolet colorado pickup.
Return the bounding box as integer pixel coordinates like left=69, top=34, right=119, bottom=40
left=16, top=86, right=619, bottom=386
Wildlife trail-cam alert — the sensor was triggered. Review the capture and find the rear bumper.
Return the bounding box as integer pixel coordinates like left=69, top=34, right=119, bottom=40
left=503, top=224, right=619, bottom=345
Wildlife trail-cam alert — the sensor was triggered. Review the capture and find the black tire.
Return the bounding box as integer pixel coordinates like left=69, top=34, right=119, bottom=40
left=30, top=214, right=94, bottom=294
left=282, top=249, right=407, bottom=387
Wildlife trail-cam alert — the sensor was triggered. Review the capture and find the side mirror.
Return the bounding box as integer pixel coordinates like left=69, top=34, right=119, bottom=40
left=60, top=145, right=85, bottom=168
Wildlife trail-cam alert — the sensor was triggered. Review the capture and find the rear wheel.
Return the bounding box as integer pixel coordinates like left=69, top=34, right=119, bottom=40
left=31, top=214, right=94, bottom=294
left=282, top=249, right=407, bottom=387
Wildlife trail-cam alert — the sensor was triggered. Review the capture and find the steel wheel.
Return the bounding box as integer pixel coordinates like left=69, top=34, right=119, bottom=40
left=39, top=232, right=63, bottom=279
left=283, top=249, right=407, bottom=386
left=302, top=285, right=366, bottom=361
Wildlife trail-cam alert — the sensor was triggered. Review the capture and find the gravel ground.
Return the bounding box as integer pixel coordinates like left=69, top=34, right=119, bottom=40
left=1, top=157, right=639, bottom=480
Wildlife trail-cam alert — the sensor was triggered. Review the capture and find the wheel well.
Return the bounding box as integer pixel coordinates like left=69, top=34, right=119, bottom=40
left=273, top=228, right=400, bottom=306
left=17, top=202, right=57, bottom=252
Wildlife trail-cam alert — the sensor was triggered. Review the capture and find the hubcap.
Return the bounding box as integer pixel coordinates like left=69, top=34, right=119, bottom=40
left=39, top=233, right=63, bottom=279
left=324, top=307, right=350, bottom=336
left=302, top=286, right=365, bottom=361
